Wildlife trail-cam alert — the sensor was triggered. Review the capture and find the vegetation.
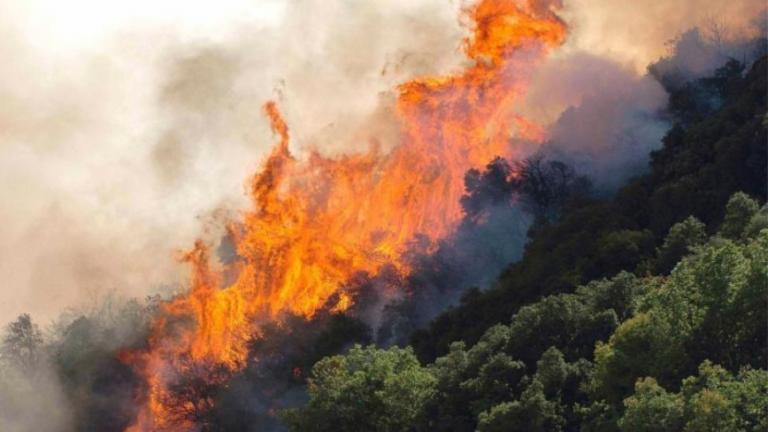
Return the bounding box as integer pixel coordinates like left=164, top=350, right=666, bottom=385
left=411, top=56, right=767, bottom=361
left=282, top=56, right=767, bottom=431
left=280, top=345, right=436, bottom=432
left=285, top=201, right=767, bottom=431
left=1, top=45, right=765, bottom=432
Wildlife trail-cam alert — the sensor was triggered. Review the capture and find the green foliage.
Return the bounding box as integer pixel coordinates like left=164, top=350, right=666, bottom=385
left=349, top=202, right=766, bottom=432
left=654, top=216, right=707, bottom=274
left=620, top=362, right=768, bottom=432
left=682, top=362, right=768, bottom=432
left=207, top=312, right=374, bottom=431
left=719, top=192, right=760, bottom=239
left=266, top=58, right=768, bottom=432
left=506, top=272, right=645, bottom=366
left=592, top=232, right=768, bottom=403
left=743, top=206, right=768, bottom=239
left=592, top=313, right=681, bottom=404
left=412, top=57, right=767, bottom=362
left=536, top=347, right=568, bottom=396
left=619, top=378, right=684, bottom=432
left=280, top=345, right=436, bottom=432
left=419, top=274, right=638, bottom=431
left=476, top=380, right=565, bottom=432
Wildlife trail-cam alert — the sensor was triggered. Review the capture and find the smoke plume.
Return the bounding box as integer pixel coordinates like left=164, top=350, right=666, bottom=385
left=0, top=1, right=765, bottom=430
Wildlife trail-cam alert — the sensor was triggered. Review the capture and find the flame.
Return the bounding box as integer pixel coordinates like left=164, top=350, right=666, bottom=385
left=125, top=1, right=566, bottom=430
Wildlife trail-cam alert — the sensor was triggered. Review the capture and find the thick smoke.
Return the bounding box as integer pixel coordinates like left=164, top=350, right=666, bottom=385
left=521, top=9, right=766, bottom=192
left=2, top=0, right=763, bottom=324
left=561, top=0, right=766, bottom=71
left=0, top=294, right=154, bottom=431
left=530, top=54, right=670, bottom=191
left=0, top=0, right=466, bottom=325
left=1, top=0, right=766, bottom=431
left=0, top=361, right=72, bottom=432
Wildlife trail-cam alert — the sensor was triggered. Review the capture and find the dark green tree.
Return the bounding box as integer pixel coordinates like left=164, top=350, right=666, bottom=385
left=280, top=345, right=436, bottom=432
left=654, top=216, right=706, bottom=274
left=719, top=192, right=759, bottom=239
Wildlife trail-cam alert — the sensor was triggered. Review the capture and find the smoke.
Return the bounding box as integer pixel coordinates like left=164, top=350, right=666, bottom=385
left=520, top=2, right=766, bottom=192
left=529, top=53, right=670, bottom=191
left=0, top=294, right=153, bottom=431
left=0, top=0, right=467, bottom=325
left=2, top=0, right=763, bottom=325
left=0, top=1, right=766, bottom=429
left=560, top=0, right=766, bottom=71
left=0, top=362, right=72, bottom=432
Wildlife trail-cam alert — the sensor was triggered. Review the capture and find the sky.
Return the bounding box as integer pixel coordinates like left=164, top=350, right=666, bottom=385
left=0, top=0, right=764, bottom=325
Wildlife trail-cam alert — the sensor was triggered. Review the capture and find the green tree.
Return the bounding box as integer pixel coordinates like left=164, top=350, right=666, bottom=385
left=619, top=378, right=684, bottom=432
left=619, top=362, right=768, bottom=432
left=654, top=216, right=707, bottom=274
left=593, top=231, right=768, bottom=403
left=280, top=345, right=436, bottom=432
left=536, top=347, right=568, bottom=397
left=680, top=361, right=768, bottom=432
left=477, top=380, right=565, bottom=432
left=719, top=192, right=759, bottom=239
left=743, top=206, right=768, bottom=239
left=426, top=325, right=517, bottom=431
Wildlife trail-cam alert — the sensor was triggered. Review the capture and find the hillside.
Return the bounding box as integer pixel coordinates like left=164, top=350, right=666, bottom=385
left=410, top=56, right=767, bottom=362
left=282, top=56, right=768, bottom=432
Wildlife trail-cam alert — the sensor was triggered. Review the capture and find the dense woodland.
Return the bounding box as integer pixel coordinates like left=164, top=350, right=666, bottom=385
left=1, top=51, right=766, bottom=431
left=281, top=56, right=768, bottom=431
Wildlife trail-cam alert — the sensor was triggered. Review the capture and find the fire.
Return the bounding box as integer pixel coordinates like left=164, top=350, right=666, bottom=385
left=125, top=1, right=566, bottom=430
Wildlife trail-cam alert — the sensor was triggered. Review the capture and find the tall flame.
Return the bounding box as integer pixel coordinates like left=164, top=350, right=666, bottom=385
left=125, top=1, right=566, bottom=430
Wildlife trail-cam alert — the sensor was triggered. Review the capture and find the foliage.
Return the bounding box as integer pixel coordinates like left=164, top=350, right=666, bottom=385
left=287, top=196, right=767, bottom=431
left=744, top=205, right=768, bottom=239
left=592, top=231, right=768, bottom=403
left=620, top=362, right=768, bottom=432
left=283, top=54, right=768, bottom=432
left=653, top=216, right=706, bottom=274
left=280, top=345, right=436, bottom=432
left=206, top=312, right=372, bottom=431
left=2, top=41, right=766, bottom=432
left=618, top=378, right=684, bottom=432
left=719, top=192, right=759, bottom=239
left=411, top=55, right=767, bottom=363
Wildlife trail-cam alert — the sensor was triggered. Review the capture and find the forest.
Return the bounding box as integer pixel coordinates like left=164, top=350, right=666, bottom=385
left=281, top=55, right=768, bottom=432
left=1, top=28, right=767, bottom=432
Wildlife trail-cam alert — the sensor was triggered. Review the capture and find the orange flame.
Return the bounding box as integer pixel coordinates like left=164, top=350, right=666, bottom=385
left=125, top=1, right=566, bottom=430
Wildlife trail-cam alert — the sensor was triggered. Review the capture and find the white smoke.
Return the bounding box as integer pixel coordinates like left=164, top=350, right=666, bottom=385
left=0, top=0, right=764, bottom=327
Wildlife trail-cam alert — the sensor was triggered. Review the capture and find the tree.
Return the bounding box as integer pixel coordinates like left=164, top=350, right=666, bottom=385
left=592, top=231, right=768, bottom=403
left=509, top=155, right=591, bottom=226
left=719, top=192, right=759, bottom=239
left=461, top=157, right=514, bottom=219
left=681, top=362, right=768, bottom=432
left=280, top=345, right=436, bottom=432
left=743, top=206, right=768, bottom=239
left=460, top=155, right=591, bottom=226
left=412, top=56, right=766, bottom=366
left=619, top=378, right=684, bottom=432
left=654, top=216, right=706, bottom=274
left=620, top=362, right=768, bottom=432
left=1, top=314, right=44, bottom=376
left=161, top=355, right=232, bottom=431
left=53, top=315, right=141, bottom=431
left=476, top=380, right=564, bottom=432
